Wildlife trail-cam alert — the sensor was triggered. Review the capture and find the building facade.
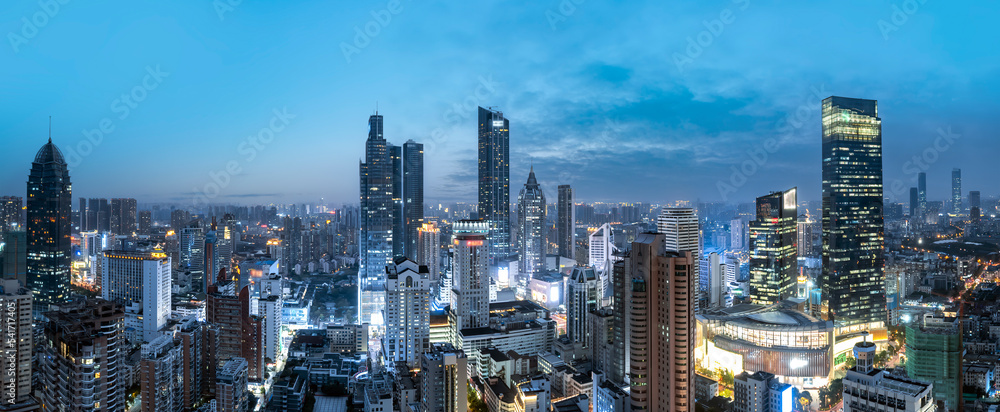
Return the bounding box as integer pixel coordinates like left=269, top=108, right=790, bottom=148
left=749, top=188, right=797, bottom=305
left=421, top=343, right=468, bottom=412
left=906, top=315, right=962, bottom=412
left=384, top=257, right=431, bottom=368
left=517, top=168, right=546, bottom=277
left=403, top=140, right=424, bottom=260
left=821, top=96, right=887, bottom=328
left=557, top=185, right=575, bottom=260
left=0, top=280, right=34, bottom=410
left=451, top=220, right=491, bottom=331
left=101, top=250, right=172, bottom=342
left=26, top=139, right=72, bottom=311
left=477, top=107, right=511, bottom=264
left=359, top=114, right=395, bottom=325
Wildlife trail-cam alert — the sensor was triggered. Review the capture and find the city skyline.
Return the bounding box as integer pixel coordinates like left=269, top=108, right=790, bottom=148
left=2, top=2, right=996, bottom=205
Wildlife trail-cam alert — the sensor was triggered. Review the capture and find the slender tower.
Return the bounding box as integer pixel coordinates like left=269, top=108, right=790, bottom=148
left=26, top=136, right=72, bottom=311
left=477, top=107, right=510, bottom=264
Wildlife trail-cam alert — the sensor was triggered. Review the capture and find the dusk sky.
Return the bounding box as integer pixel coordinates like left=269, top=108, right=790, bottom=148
left=1, top=1, right=996, bottom=206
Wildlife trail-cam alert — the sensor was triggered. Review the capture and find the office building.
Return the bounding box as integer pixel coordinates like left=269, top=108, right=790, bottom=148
left=417, top=222, right=441, bottom=284
left=657, top=207, right=700, bottom=311
left=970, top=190, right=981, bottom=222
left=384, top=257, right=431, bottom=368
left=748, top=188, right=797, bottom=305
left=451, top=220, right=491, bottom=331
left=478, top=107, right=511, bottom=264
left=391, top=144, right=404, bottom=259
left=0, top=231, right=27, bottom=286
left=110, top=198, right=137, bottom=235
left=821, top=96, right=887, bottom=328
left=403, top=140, right=424, bottom=260
left=843, top=340, right=935, bottom=412
left=26, top=138, right=72, bottom=311
left=558, top=185, right=575, bottom=259
left=906, top=315, right=962, bottom=412
left=627, top=233, right=695, bottom=412
left=910, top=187, right=919, bottom=218
left=609, top=256, right=628, bottom=385
left=588, top=223, right=615, bottom=299
left=359, top=113, right=395, bottom=325
left=140, top=335, right=183, bottom=412
left=138, top=210, right=151, bottom=235
left=207, top=281, right=264, bottom=381
left=179, top=224, right=205, bottom=293
left=566, top=266, right=598, bottom=346
left=258, top=294, right=283, bottom=362
left=731, top=217, right=749, bottom=251
left=216, top=357, right=249, bottom=412
left=951, top=168, right=961, bottom=215
left=101, top=250, right=171, bottom=342
left=0, top=197, right=22, bottom=230
left=733, top=371, right=792, bottom=412
left=918, top=172, right=927, bottom=220
left=421, top=343, right=468, bottom=412
left=0, top=280, right=35, bottom=411
left=796, top=214, right=816, bottom=259
left=37, top=299, right=125, bottom=412
left=517, top=168, right=547, bottom=277
left=700, top=251, right=728, bottom=309
left=174, top=316, right=217, bottom=409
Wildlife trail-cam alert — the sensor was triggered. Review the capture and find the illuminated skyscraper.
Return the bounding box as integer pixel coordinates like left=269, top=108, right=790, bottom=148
left=451, top=220, right=490, bottom=331
left=557, top=185, right=575, bottom=259
left=0, top=196, right=22, bottom=230
left=917, top=172, right=927, bottom=220
left=657, top=207, right=700, bottom=310
left=417, top=222, right=441, bottom=285
left=517, top=168, right=546, bottom=277
left=951, top=168, right=961, bottom=215
left=403, top=140, right=424, bottom=260
left=821, top=96, right=886, bottom=327
left=748, top=188, right=797, bottom=305
left=110, top=198, right=137, bottom=235
left=26, top=138, right=72, bottom=311
left=359, top=114, right=394, bottom=325
left=383, top=257, right=431, bottom=368
left=477, top=107, right=510, bottom=264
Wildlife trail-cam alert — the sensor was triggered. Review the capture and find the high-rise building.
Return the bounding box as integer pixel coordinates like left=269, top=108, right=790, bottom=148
left=917, top=172, right=927, bottom=220
left=609, top=256, right=628, bottom=385
left=179, top=224, right=206, bottom=292
left=566, top=266, right=598, bottom=346
left=843, top=340, right=935, bottom=412
left=657, top=207, right=700, bottom=311
left=258, top=294, right=283, bottom=363
left=700, top=251, right=727, bottom=309
left=26, top=138, right=72, bottom=311
left=110, top=198, right=137, bottom=235
left=0, top=231, right=27, bottom=286
left=101, top=250, right=171, bottom=342
left=37, top=299, right=126, bottom=412
left=216, top=357, right=249, bottom=412
left=730, top=217, right=749, bottom=251
left=403, top=140, right=424, bottom=260
left=421, top=343, right=468, bottom=412
left=477, top=107, right=511, bottom=264
left=451, top=220, right=490, bottom=331
left=0, top=280, right=35, bottom=411
left=174, top=316, right=217, bottom=409
left=207, top=280, right=264, bottom=381
left=517, top=168, right=546, bottom=277
left=384, top=257, right=431, bottom=368
left=905, top=315, right=962, bottom=412
left=748, top=188, right=797, bottom=305
left=138, top=210, right=152, bottom=235
left=970, top=190, right=981, bottom=222
left=140, top=335, right=184, bottom=412
left=0, top=197, right=22, bottom=230
left=359, top=113, right=395, bottom=325
left=733, top=371, right=792, bottom=412
left=557, top=185, right=575, bottom=260
left=417, top=222, right=441, bottom=286
left=821, top=96, right=886, bottom=328
left=391, top=144, right=404, bottom=259
left=589, top=223, right=616, bottom=300
left=627, top=233, right=695, bottom=412
left=214, top=214, right=236, bottom=275
left=951, top=168, right=961, bottom=215
left=796, top=214, right=816, bottom=259
left=909, top=187, right=919, bottom=218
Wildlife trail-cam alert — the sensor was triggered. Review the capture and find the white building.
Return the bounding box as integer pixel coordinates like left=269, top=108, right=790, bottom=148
left=700, top=250, right=728, bottom=310
left=734, top=371, right=792, bottom=412
left=101, top=250, right=171, bottom=342
left=0, top=280, right=35, bottom=409
left=451, top=220, right=490, bottom=331
left=257, top=295, right=282, bottom=362
left=657, top=207, right=701, bottom=311
left=843, top=340, right=936, bottom=412
left=384, top=257, right=431, bottom=368
left=566, top=266, right=598, bottom=347
left=588, top=223, right=616, bottom=300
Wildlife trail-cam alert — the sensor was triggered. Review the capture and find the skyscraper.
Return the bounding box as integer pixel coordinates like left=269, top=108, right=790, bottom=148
left=101, top=250, right=172, bottom=342
left=391, top=144, right=405, bottom=258
left=589, top=222, right=616, bottom=299
left=517, top=168, right=546, bottom=277
left=657, top=207, right=700, bottom=311
left=917, top=172, right=927, bottom=220
left=477, top=107, right=511, bottom=264
left=905, top=315, right=962, bottom=412
left=450, top=220, right=490, bottom=331
left=557, top=185, right=575, bottom=259
left=0, top=280, right=35, bottom=410
left=26, top=138, right=72, bottom=311
left=179, top=224, right=206, bottom=292
left=403, top=140, right=424, bottom=260
left=0, top=196, right=22, bottom=230
left=627, top=233, right=694, bottom=412
left=951, top=168, right=961, bottom=215
left=748, top=188, right=797, bottom=305
left=421, top=343, right=468, bottom=412
left=566, top=266, right=598, bottom=346
left=821, top=96, right=886, bottom=327
left=110, top=197, right=137, bottom=235
left=140, top=336, right=184, bottom=412
left=417, top=222, right=441, bottom=285
left=359, top=114, right=394, bottom=325
left=383, top=257, right=431, bottom=368
left=909, top=187, right=919, bottom=218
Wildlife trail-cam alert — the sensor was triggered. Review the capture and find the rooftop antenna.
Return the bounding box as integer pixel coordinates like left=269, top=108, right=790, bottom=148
left=48, top=116, right=52, bottom=143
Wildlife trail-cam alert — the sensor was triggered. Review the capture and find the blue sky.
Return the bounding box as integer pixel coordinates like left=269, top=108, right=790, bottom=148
left=1, top=1, right=997, bottom=206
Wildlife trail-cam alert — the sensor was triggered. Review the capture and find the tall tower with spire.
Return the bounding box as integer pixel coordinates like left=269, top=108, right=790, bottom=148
left=26, top=135, right=72, bottom=311
left=359, top=113, right=394, bottom=325
left=517, top=167, right=546, bottom=278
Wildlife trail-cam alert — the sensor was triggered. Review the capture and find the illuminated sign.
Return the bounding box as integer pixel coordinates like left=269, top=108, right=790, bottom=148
left=492, top=120, right=504, bottom=127
left=705, top=341, right=743, bottom=374
left=465, top=240, right=483, bottom=247
left=783, top=189, right=797, bottom=211
left=780, top=385, right=793, bottom=412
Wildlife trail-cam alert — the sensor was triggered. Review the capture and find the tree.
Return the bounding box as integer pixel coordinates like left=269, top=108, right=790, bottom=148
left=468, top=383, right=488, bottom=412
left=844, top=355, right=856, bottom=370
